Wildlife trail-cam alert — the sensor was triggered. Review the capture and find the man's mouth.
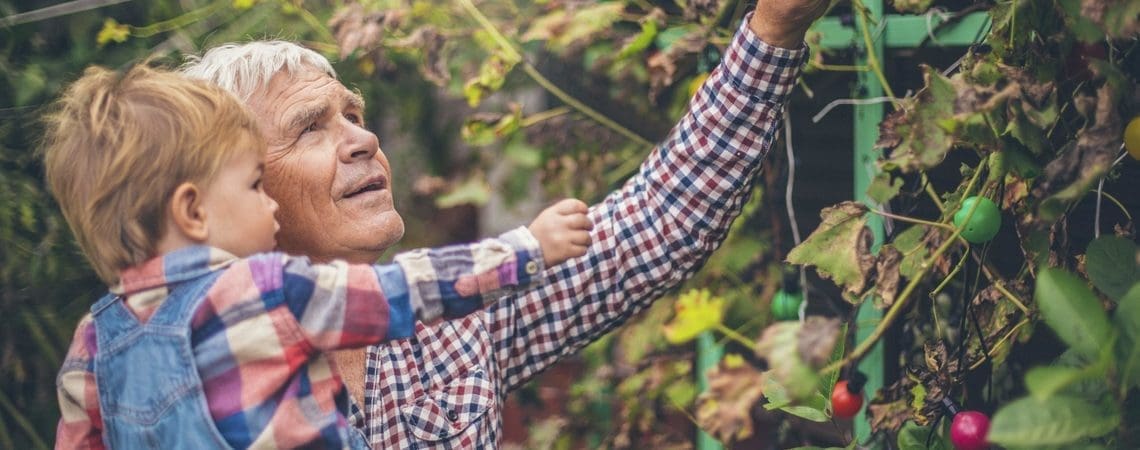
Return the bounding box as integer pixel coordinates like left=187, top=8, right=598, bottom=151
left=345, top=176, right=388, bottom=198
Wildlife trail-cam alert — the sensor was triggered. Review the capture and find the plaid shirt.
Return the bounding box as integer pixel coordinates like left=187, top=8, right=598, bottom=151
left=55, top=228, right=543, bottom=449
left=355, top=16, right=806, bottom=449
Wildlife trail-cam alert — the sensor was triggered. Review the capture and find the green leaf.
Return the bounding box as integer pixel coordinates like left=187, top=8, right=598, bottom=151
left=763, top=379, right=830, bottom=422
left=891, top=225, right=930, bottom=279
left=616, top=20, right=657, bottom=60
left=891, top=0, right=934, bottom=14
left=876, top=66, right=956, bottom=173
left=1115, top=282, right=1140, bottom=390
left=520, top=2, right=624, bottom=51
left=1058, top=0, right=1107, bottom=42
left=1025, top=366, right=1091, bottom=401
left=1086, top=236, right=1140, bottom=302
left=786, top=202, right=874, bottom=301
left=96, top=17, right=130, bottom=47
left=754, top=322, right=820, bottom=401
left=898, top=421, right=950, bottom=450
left=820, top=323, right=847, bottom=401
left=1034, top=268, right=1113, bottom=359
left=653, top=25, right=695, bottom=50
left=866, top=172, right=903, bottom=204
left=463, top=53, right=519, bottom=107
left=435, top=176, right=491, bottom=208
left=988, top=396, right=1119, bottom=447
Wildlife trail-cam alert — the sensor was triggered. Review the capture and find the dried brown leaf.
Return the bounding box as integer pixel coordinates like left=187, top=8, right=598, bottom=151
left=696, top=359, right=766, bottom=443
left=796, top=317, right=841, bottom=368
left=874, top=245, right=903, bottom=307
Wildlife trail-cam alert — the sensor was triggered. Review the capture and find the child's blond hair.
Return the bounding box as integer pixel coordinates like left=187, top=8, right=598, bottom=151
left=41, top=64, right=263, bottom=285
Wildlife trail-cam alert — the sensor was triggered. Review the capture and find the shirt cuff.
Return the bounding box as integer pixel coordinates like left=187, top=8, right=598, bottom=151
left=496, top=226, right=545, bottom=287
left=720, top=12, right=808, bottom=105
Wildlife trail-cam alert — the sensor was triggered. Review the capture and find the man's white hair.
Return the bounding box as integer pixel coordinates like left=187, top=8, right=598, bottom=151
left=180, top=40, right=337, bottom=102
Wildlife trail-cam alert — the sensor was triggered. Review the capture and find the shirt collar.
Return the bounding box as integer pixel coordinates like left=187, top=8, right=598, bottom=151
left=112, top=246, right=240, bottom=295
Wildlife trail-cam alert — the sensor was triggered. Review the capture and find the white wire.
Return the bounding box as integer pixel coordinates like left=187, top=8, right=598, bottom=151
left=785, top=105, right=803, bottom=247
left=1094, top=145, right=1128, bottom=238
left=782, top=105, right=809, bottom=321
left=812, top=95, right=902, bottom=123
left=925, top=7, right=955, bottom=47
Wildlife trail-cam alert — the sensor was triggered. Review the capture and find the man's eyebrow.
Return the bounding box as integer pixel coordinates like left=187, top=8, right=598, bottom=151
left=346, top=91, right=365, bottom=111
left=285, top=103, right=328, bottom=133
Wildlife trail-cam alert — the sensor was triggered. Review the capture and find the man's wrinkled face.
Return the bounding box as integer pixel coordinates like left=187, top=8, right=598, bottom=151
left=247, top=68, right=404, bottom=263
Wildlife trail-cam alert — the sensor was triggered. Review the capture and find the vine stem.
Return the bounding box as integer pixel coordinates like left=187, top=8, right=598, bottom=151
left=977, top=261, right=1031, bottom=315
left=867, top=208, right=955, bottom=231
left=921, top=173, right=945, bottom=211
left=929, top=246, right=970, bottom=298
left=520, top=106, right=572, bottom=127
left=455, top=0, right=653, bottom=148
left=820, top=155, right=991, bottom=375
left=716, top=323, right=757, bottom=348
left=811, top=63, right=870, bottom=72
left=968, top=318, right=1029, bottom=370
left=129, top=0, right=223, bottom=37
left=854, top=0, right=898, bottom=100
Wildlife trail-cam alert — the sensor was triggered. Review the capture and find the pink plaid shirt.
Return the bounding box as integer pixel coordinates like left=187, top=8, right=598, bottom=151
left=56, top=228, right=542, bottom=449
left=354, top=16, right=806, bottom=448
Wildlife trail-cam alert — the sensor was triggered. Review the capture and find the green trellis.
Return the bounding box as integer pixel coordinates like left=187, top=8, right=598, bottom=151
left=696, top=3, right=992, bottom=448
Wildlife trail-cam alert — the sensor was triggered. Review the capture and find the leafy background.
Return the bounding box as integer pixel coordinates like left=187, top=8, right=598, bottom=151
left=2, top=0, right=1140, bottom=449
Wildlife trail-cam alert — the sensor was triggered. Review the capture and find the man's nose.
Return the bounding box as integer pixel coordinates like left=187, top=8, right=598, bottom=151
left=340, top=118, right=380, bottom=163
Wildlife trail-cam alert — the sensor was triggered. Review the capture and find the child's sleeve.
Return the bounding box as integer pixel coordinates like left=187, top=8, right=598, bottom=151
left=55, top=320, right=105, bottom=450
left=278, top=226, right=543, bottom=351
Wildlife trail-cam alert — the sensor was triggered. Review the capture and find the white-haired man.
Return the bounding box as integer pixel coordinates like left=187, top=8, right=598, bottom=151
left=181, top=1, right=827, bottom=447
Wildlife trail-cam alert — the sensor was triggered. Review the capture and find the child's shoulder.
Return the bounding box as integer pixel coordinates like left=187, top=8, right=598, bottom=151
left=59, top=314, right=97, bottom=373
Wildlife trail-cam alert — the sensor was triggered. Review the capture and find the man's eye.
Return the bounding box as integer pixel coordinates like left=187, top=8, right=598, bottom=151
left=302, top=122, right=319, bottom=135
left=345, top=113, right=362, bottom=125
left=252, top=179, right=262, bottom=190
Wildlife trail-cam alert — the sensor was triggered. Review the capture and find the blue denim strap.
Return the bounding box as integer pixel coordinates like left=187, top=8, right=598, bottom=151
left=90, top=293, right=138, bottom=345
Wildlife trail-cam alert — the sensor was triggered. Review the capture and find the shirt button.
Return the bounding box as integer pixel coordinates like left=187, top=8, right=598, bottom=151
left=525, top=261, right=539, bottom=274
left=447, top=410, right=460, bottom=422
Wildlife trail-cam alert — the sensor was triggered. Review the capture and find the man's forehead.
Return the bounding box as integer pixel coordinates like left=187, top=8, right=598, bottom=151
left=259, top=69, right=363, bottom=108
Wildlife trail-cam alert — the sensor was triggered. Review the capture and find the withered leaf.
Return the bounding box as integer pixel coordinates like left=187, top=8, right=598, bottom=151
left=796, top=317, right=842, bottom=369
left=1033, top=84, right=1122, bottom=226
left=874, top=245, right=903, bottom=307
left=696, top=357, right=766, bottom=444
left=329, top=3, right=405, bottom=58
left=787, top=201, right=875, bottom=302
left=868, top=398, right=912, bottom=433
left=754, top=321, right=821, bottom=402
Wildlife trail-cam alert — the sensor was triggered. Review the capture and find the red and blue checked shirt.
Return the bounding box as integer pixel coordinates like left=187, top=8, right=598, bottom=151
left=55, top=228, right=543, bottom=449
left=354, top=16, right=806, bottom=449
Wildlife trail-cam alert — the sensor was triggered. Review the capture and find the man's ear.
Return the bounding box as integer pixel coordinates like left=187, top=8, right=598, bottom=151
left=169, top=182, right=209, bottom=242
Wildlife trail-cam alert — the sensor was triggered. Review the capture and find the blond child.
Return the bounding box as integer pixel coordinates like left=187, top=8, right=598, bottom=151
left=45, top=64, right=591, bottom=449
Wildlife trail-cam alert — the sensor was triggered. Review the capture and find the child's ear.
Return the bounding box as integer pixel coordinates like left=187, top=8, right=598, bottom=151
left=169, top=182, right=209, bottom=242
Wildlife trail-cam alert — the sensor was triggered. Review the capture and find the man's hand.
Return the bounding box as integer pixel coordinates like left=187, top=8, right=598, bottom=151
left=528, top=199, right=593, bottom=267
left=749, top=0, right=831, bottom=49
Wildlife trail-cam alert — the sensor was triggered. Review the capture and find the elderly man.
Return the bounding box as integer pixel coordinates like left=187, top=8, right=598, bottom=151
left=182, top=0, right=826, bottom=447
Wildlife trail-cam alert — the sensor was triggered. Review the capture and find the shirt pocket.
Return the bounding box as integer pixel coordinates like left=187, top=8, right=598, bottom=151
left=399, top=367, right=494, bottom=443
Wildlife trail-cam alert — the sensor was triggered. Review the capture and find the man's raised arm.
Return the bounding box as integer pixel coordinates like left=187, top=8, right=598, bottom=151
left=486, top=0, right=829, bottom=393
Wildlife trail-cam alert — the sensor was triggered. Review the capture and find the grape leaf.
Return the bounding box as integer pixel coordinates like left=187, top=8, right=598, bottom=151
left=786, top=202, right=874, bottom=302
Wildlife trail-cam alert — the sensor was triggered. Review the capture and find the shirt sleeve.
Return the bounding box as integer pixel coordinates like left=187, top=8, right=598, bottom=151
left=277, top=227, right=543, bottom=351
left=55, top=318, right=105, bottom=450
left=485, top=14, right=807, bottom=393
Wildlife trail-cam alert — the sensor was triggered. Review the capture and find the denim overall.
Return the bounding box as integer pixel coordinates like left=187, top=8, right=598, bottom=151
left=91, top=270, right=370, bottom=449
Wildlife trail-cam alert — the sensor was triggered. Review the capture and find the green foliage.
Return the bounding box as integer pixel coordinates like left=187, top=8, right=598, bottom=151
left=1086, top=235, right=1140, bottom=301
left=989, top=396, right=1121, bottom=447
left=1035, top=268, right=1115, bottom=360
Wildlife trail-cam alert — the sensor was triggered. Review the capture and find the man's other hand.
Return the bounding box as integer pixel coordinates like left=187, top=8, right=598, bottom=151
left=749, top=0, right=831, bottom=49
